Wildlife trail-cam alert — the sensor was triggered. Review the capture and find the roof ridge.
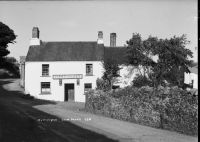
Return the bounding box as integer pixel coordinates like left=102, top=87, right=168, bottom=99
left=44, top=41, right=97, bottom=43
left=26, top=41, right=104, bottom=61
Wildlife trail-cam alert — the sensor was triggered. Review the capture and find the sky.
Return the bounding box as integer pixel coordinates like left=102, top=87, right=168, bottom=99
left=0, top=0, right=198, bottom=62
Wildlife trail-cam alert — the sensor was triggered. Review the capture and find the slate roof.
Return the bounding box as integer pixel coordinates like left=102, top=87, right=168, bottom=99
left=26, top=41, right=104, bottom=61
left=104, top=46, right=127, bottom=65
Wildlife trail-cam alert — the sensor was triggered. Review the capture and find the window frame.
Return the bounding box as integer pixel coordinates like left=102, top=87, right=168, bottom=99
left=41, top=82, right=51, bottom=94
left=42, top=64, right=49, bottom=76
left=86, top=64, right=93, bottom=76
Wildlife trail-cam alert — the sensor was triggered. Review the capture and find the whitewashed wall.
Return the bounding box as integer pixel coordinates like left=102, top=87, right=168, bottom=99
left=184, top=72, right=198, bottom=89
left=29, top=38, right=40, bottom=46
left=25, top=60, right=141, bottom=102
left=25, top=61, right=104, bottom=102
left=114, top=65, right=138, bottom=88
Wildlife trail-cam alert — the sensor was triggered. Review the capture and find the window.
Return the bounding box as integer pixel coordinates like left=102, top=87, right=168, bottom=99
left=41, top=82, right=51, bottom=94
left=42, top=64, right=49, bottom=76
left=86, top=64, right=93, bottom=75
left=84, top=83, right=92, bottom=93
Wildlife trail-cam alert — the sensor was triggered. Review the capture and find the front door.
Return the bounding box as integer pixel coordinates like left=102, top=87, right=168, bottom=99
left=64, top=84, right=74, bottom=101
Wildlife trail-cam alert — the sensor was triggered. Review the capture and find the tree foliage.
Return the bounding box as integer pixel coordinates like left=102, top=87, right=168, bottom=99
left=0, top=22, right=17, bottom=65
left=102, top=56, right=121, bottom=90
left=126, top=33, right=156, bottom=78
left=0, top=56, right=20, bottom=78
left=96, top=78, right=110, bottom=92
left=126, top=33, right=193, bottom=88
left=151, top=35, right=193, bottom=87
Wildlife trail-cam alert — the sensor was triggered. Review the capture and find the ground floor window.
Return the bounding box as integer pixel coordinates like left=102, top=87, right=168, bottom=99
left=84, top=83, right=92, bottom=93
left=41, top=82, right=51, bottom=94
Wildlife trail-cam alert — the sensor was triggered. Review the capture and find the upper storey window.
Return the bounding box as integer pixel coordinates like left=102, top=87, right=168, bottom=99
left=86, top=64, right=93, bottom=76
left=42, top=64, right=49, bottom=76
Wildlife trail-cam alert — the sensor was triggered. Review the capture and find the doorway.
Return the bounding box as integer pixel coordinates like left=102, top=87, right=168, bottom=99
left=64, top=84, right=74, bottom=101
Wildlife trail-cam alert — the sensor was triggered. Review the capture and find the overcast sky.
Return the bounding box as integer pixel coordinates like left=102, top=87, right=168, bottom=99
left=0, top=0, right=197, bottom=62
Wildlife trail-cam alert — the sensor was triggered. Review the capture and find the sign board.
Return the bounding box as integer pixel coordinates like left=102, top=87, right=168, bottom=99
left=53, top=74, right=83, bottom=80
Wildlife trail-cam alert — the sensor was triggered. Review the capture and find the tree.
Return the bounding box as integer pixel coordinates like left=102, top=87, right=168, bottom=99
left=0, top=22, right=17, bottom=66
left=151, top=35, right=193, bottom=88
left=0, top=56, right=20, bottom=78
left=102, top=56, right=121, bottom=91
left=126, top=33, right=156, bottom=78
left=126, top=34, right=193, bottom=88
left=126, top=34, right=194, bottom=128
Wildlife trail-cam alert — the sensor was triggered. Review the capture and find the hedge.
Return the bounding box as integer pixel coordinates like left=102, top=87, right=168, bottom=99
left=85, top=86, right=198, bottom=136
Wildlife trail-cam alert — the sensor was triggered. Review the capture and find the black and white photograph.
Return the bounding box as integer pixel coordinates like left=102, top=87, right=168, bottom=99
left=0, top=0, right=198, bottom=142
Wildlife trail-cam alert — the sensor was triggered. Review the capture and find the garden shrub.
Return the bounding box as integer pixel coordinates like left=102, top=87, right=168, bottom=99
left=119, top=86, right=160, bottom=127
left=163, top=87, right=198, bottom=135
left=96, top=78, right=110, bottom=92
left=85, top=89, right=113, bottom=117
left=85, top=86, right=198, bottom=136
left=109, top=98, right=130, bottom=120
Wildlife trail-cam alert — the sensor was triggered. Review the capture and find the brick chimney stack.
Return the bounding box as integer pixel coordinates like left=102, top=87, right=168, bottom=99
left=30, top=27, right=40, bottom=46
left=110, top=33, right=116, bottom=47
left=97, top=31, right=103, bottom=44
left=32, top=27, right=40, bottom=38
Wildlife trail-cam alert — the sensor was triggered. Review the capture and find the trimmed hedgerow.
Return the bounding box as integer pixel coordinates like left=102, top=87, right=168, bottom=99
left=85, top=86, right=198, bottom=136
left=162, top=87, right=198, bottom=135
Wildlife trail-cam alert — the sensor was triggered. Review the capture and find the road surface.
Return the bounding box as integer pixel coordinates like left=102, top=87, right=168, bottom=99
left=0, top=79, right=117, bottom=142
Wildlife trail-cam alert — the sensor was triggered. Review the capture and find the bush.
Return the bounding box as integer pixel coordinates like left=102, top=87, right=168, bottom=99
left=163, top=88, right=198, bottom=135
left=85, top=90, right=110, bottom=114
left=96, top=78, right=111, bottom=92
left=85, top=86, right=198, bottom=136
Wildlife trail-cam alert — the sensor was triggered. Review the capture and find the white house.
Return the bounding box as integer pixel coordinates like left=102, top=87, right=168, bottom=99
left=22, top=27, right=136, bottom=102
left=184, top=65, right=198, bottom=89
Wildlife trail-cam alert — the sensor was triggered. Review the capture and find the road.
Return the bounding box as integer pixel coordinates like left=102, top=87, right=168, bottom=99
left=0, top=79, right=117, bottom=142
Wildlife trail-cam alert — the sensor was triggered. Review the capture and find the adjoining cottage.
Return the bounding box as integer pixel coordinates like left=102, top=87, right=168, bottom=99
left=20, top=27, right=135, bottom=102
left=184, top=65, right=198, bottom=89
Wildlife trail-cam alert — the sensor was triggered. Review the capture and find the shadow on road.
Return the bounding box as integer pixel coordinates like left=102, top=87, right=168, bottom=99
left=0, top=79, right=118, bottom=142
left=0, top=79, right=57, bottom=106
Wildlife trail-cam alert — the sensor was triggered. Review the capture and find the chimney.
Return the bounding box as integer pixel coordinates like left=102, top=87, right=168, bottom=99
left=32, top=27, right=39, bottom=38
left=110, top=33, right=116, bottom=47
left=30, top=27, right=40, bottom=46
left=97, top=31, right=103, bottom=44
